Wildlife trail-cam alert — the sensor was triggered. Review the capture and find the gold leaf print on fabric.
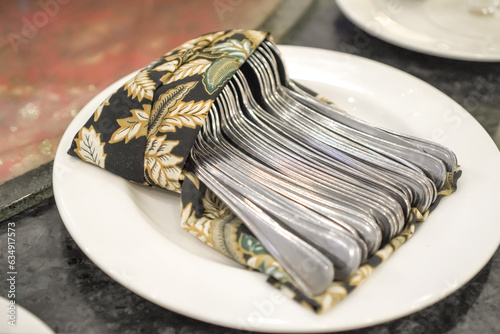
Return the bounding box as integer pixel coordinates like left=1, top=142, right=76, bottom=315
left=348, top=264, right=374, bottom=286
left=144, top=135, right=183, bottom=192
left=109, top=104, right=151, bottom=144
left=159, top=100, right=212, bottom=132
left=154, top=60, right=180, bottom=84
left=94, top=96, right=110, bottom=122
left=182, top=171, right=200, bottom=189
left=376, top=243, right=394, bottom=262
left=185, top=30, right=238, bottom=58
left=326, top=284, right=348, bottom=298
left=211, top=30, right=240, bottom=45
left=202, top=187, right=231, bottom=220
left=180, top=188, right=230, bottom=249
left=165, top=59, right=211, bottom=84
left=247, top=253, right=279, bottom=270
left=173, top=30, right=228, bottom=54
left=316, top=284, right=348, bottom=312
left=74, top=126, right=106, bottom=168
left=241, top=30, right=267, bottom=48
left=390, top=234, right=407, bottom=251
left=180, top=198, right=233, bottom=257
left=160, top=73, right=173, bottom=85
left=158, top=49, right=196, bottom=77
left=148, top=81, right=198, bottom=137
left=223, top=219, right=247, bottom=264
left=153, top=60, right=179, bottom=72
left=181, top=202, right=213, bottom=246
left=205, top=39, right=253, bottom=61
left=124, top=69, right=156, bottom=102
left=246, top=253, right=288, bottom=281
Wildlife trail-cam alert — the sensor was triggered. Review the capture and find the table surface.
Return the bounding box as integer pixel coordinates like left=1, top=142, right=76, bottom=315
left=1, top=1, right=499, bottom=333
left=0, top=0, right=281, bottom=185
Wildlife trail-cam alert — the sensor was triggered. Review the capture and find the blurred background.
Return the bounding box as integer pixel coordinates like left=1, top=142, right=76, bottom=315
left=0, top=0, right=284, bottom=185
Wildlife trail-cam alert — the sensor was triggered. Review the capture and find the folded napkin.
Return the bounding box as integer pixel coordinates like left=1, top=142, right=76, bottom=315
left=68, top=29, right=270, bottom=190
left=68, top=29, right=461, bottom=313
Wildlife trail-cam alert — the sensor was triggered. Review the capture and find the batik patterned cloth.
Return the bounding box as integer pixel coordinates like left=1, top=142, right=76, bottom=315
left=68, top=29, right=270, bottom=190
left=68, top=29, right=461, bottom=313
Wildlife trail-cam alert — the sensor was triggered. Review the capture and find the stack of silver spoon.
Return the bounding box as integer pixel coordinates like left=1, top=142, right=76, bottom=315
left=189, top=40, right=459, bottom=296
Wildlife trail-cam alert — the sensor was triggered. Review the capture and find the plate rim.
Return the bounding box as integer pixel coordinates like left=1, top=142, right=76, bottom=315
left=335, top=0, right=500, bottom=62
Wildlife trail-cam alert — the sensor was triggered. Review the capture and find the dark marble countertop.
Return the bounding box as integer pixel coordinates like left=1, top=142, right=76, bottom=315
left=1, top=1, right=499, bottom=333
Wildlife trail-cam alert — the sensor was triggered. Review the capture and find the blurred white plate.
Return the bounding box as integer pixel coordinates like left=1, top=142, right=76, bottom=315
left=0, top=298, right=54, bottom=334
left=336, top=0, right=500, bottom=61
left=53, top=46, right=500, bottom=332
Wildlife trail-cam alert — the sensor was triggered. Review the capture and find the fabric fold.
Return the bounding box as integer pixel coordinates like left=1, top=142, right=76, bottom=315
left=68, top=29, right=269, bottom=191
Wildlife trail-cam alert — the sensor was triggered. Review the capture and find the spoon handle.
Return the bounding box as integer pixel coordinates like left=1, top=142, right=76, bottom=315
left=193, top=160, right=335, bottom=296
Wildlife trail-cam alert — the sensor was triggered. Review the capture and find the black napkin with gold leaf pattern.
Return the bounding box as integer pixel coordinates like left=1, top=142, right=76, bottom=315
left=68, top=29, right=269, bottom=191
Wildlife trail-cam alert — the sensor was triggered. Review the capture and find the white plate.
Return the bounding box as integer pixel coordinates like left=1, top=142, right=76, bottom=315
left=53, top=46, right=500, bottom=332
left=336, top=0, right=500, bottom=61
left=0, top=297, right=54, bottom=334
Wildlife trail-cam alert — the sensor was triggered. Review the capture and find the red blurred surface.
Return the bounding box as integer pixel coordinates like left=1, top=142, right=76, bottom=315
left=0, top=0, right=280, bottom=184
